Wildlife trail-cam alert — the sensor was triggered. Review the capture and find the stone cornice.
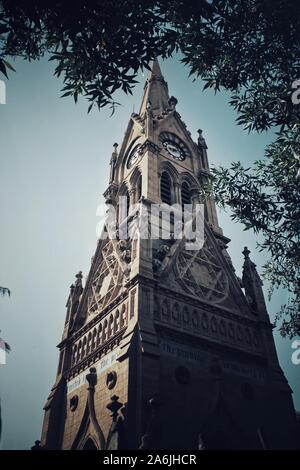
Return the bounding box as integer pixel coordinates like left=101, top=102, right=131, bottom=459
left=140, top=138, right=161, bottom=155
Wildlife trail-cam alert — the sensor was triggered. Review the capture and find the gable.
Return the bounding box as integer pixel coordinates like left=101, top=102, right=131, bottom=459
left=156, top=221, right=251, bottom=316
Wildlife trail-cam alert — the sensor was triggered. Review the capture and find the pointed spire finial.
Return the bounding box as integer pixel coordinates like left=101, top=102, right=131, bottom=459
left=75, top=271, right=83, bottom=285
left=139, top=57, right=169, bottom=115
left=242, top=246, right=268, bottom=316
left=112, top=142, right=118, bottom=158
left=69, top=271, right=83, bottom=301
left=242, top=246, right=251, bottom=259
left=149, top=57, right=164, bottom=81
left=86, top=367, right=97, bottom=389
left=109, top=143, right=118, bottom=183
left=242, top=247, right=257, bottom=271
left=197, top=129, right=208, bottom=149
left=168, top=96, right=178, bottom=109
left=107, top=395, right=123, bottom=422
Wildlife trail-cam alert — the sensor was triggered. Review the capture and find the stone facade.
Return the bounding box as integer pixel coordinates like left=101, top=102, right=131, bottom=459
left=39, top=60, right=299, bottom=450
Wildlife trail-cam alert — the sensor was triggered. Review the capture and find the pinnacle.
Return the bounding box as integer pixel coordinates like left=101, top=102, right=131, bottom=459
left=139, top=57, right=170, bottom=115
left=149, top=57, right=164, bottom=80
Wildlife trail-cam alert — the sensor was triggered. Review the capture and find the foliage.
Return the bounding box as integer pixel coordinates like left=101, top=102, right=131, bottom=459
left=0, top=0, right=299, bottom=334
left=0, top=0, right=186, bottom=112
left=207, top=128, right=300, bottom=337
left=1, top=0, right=299, bottom=121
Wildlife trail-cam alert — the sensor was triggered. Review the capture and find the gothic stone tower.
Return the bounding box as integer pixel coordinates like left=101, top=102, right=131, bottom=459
left=40, top=60, right=299, bottom=450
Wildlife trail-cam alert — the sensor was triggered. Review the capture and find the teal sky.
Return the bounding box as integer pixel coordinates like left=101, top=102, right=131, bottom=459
left=0, top=55, right=299, bottom=449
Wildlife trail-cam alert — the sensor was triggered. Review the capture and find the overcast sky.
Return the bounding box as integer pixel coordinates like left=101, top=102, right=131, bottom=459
left=0, top=55, right=299, bottom=450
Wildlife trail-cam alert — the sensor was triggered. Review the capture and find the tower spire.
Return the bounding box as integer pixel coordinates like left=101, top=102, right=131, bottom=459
left=242, top=247, right=268, bottom=317
left=139, top=58, right=170, bottom=115
left=39, top=54, right=299, bottom=452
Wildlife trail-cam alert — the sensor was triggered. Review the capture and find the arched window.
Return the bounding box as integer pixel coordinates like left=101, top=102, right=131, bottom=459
left=96, top=324, right=102, bottom=346
left=102, top=319, right=108, bottom=343
left=81, top=337, right=87, bottom=359
left=160, top=172, right=172, bottom=205
left=72, top=345, right=77, bottom=366
left=125, top=188, right=130, bottom=215
left=136, top=174, right=142, bottom=202
left=91, top=329, right=97, bottom=351
left=172, top=303, right=180, bottom=323
left=77, top=341, right=82, bottom=361
left=181, top=181, right=194, bottom=229
left=82, top=438, right=97, bottom=450
left=108, top=314, right=114, bottom=338
left=86, top=332, right=92, bottom=355
left=114, top=310, right=120, bottom=334
left=119, top=187, right=130, bottom=224
left=181, top=182, right=191, bottom=210
left=182, top=307, right=190, bottom=325
left=120, top=305, right=127, bottom=328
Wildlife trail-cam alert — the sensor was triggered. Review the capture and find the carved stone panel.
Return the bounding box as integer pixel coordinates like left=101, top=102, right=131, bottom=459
left=88, top=241, right=123, bottom=316
left=174, top=239, right=229, bottom=304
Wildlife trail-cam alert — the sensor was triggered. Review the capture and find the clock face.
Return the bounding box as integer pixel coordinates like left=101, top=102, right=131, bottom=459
left=127, top=144, right=141, bottom=169
left=159, top=132, right=190, bottom=161
left=164, top=141, right=184, bottom=160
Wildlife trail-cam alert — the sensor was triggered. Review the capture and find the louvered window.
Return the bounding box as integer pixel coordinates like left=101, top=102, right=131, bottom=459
left=181, top=182, right=191, bottom=210
left=160, top=172, right=172, bottom=205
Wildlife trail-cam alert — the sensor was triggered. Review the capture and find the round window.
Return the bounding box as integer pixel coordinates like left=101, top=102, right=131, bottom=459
left=174, top=366, right=190, bottom=385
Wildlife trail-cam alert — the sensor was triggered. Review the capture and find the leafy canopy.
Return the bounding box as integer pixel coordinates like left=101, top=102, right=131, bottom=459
left=0, top=0, right=299, bottom=335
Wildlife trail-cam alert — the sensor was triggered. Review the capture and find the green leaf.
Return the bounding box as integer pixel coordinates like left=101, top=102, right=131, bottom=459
left=0, top=59, right=8, bottom=78
left=2, top=59, right=16, bottom=73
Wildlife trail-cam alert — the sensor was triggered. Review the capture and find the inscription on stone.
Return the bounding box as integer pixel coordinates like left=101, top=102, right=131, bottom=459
left=67, top=348, right=119, bottom=394
left=160, top=340, right=265, bottom=382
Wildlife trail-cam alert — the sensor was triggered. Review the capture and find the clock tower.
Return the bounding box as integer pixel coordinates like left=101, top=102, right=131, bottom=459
left=39, top=60, right=299, bottom=450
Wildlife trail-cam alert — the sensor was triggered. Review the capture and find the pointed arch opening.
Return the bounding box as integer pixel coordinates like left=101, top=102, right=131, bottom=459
left=96, top=324, right=102, bottom=347
left=108, top=314, right=114, bottom=338
left=181, top=182, right=191, bottom=209
left=87, top=332, right=92, bottom=355
left=72, top=344, right=77, bottom=366
left=130, top=167, right=142, bottom=204
left=160, top=171, right=172, bottom=205
left=118, top=183, right=130, bottom=225
left=91, top=328, right=97, bottom=351
left=77, top=340, right=82, bottom=361
left=114, top=310, right=120, bottom=334
left=81, top=337, right=87, bottom=359
left=82, top=437, right=98, bottom=450
left=102, top=319, right=108, bottom=343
